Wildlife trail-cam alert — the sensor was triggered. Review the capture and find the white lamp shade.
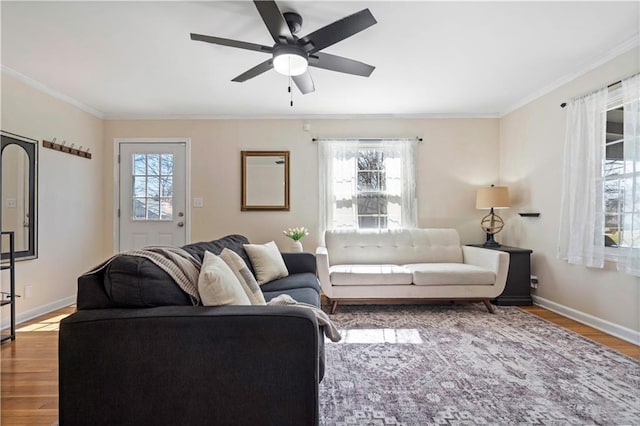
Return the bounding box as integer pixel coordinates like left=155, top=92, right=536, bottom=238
left=476, top=186, right=510, bottom=209
left=273, top=52, right=308, bottom=76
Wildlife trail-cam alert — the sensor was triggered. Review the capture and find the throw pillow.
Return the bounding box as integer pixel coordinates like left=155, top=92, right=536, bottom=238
left=243, top=241, right=289, bottom=285
left=198, top=251, right=251, bottom=306
left=219, top=248, right=266, bottom=305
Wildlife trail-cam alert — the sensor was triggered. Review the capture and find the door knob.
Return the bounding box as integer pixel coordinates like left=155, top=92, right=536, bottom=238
left=177, top=222, right=184, bottom=227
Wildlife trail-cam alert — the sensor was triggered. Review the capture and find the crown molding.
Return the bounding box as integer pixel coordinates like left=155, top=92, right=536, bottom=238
left=500, top=35, right=640, bottom=117
left=102, top=112, right=500, bottom=121
left=1, top=65, right=105, bottom=119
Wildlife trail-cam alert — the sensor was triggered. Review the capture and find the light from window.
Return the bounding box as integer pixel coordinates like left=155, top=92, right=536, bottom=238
left=604, top=106, right=638, bottom=248
left=320, top=139, right=416, bottom=232
left=357, top=149, right=388, bottom=229
left=132, top=153, right=174, bottom=220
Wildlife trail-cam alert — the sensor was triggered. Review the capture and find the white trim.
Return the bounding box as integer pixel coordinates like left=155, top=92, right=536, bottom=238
left=0, top=295, right=76, bottom=330
left=1, top=65, right=105, bottom=119
left=532, top=295, right=640, bottom=346
left=501, top=35, right=640, bottom=117
left=113, top=138, right=192, bottom=253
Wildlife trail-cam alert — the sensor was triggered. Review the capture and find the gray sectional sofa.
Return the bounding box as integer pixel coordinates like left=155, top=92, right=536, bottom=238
left=59, top=234, right=324, bottom=426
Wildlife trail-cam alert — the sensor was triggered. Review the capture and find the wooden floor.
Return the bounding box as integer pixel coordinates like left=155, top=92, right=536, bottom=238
left=1, top=305, right=638, bottom=425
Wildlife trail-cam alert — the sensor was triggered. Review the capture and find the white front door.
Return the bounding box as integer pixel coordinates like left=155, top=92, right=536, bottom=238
left=118, top=141, right=188, bottom=252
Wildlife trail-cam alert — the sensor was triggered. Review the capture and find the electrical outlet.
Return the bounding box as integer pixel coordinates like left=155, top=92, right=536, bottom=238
left=530, top=275, right=539, bottom=289
left=193, top=197, right=203, bottom=208
left=24, top=285, right=33, bottom=299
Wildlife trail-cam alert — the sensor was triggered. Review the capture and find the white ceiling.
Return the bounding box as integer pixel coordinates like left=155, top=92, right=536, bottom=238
left=1, top=1, right=638, bottom=119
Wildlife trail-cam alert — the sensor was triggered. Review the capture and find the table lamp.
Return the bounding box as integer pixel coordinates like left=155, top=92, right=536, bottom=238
left=476, top=185, right=510, bottom=247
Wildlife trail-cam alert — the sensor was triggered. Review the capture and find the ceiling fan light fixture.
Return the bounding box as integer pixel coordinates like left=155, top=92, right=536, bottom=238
left=272, top=45, right=308, bottom=76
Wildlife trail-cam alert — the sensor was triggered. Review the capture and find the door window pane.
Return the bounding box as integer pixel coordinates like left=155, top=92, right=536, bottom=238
left=147, top=154, right=160, bottom=176
left=131, top=153, right=174, bottom=220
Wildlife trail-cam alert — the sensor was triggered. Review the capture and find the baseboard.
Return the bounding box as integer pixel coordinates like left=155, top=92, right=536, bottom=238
left=1, top=295, right=76, bottom=330
left=532, top=295, right=640, bottom=346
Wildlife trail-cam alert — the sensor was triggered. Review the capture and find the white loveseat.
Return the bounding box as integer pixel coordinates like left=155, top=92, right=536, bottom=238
left=316, top=228, right=509, bottom=313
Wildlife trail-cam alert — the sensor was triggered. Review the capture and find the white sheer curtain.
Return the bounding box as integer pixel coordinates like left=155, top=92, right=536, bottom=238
left=558, top=73, right=640, bottom=276
left=558, top=87, right=608, bottom=268
left=318, top=139, right=359, bottom=235
left=619, top=74, right=640, bottom=276
left=318, top=138, right=417, bottom=239
left=381, top=139, right=418, bottom=228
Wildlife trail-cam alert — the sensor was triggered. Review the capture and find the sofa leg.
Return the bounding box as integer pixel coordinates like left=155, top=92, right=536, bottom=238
left=330, top=300, right=339, bottom=314
left=483, top=299, right=495, bottom=314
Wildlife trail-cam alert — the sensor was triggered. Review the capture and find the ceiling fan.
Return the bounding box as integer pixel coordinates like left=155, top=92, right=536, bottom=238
left=190, top=1, right=377, bottom=94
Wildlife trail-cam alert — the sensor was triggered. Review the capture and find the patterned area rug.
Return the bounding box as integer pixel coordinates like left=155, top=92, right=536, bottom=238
left=319, top=304, right=640, bottom=425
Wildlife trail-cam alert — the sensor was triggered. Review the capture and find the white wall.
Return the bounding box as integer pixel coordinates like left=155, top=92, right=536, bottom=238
left=499, top=48, right=640, bottom=334
left=1, top=74, right=106, bottom=324
left=103, top=118, right=499, bottom=252
left=3, top=46, right=638, bottom=341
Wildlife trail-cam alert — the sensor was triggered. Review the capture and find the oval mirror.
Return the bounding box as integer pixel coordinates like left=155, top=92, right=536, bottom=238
left=1, top=132, right=38, bottom=261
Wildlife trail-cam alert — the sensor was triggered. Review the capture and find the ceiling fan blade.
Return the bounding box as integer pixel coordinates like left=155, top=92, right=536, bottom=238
left=298, top=9, right=377, bottom=54
left=292, top=71, right=315, bottom=94
left=190, top=33, right=272, bottom=54
left=253, top=0, right=294, bottom=43
left=310, top=52, right=375, bottom=77
left=232, top=59, right=274, bottom=82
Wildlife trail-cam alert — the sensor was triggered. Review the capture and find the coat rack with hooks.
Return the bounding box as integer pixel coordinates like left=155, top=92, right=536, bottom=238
left=42, top=138, right=92, bottom=159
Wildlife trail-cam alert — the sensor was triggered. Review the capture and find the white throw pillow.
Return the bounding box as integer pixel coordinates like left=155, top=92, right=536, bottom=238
left=198, top=251, right=251, bottom=306
left=243, top=241, right=289, bottom=285
left=219, top=248, right=266, bottom=305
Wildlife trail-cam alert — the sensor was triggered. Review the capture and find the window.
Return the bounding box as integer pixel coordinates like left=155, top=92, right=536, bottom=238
left=559, top=73, right=639, bottom=276
left=604, top=83, right=639, bottom=253
left=604, top=106, right=625, bottom=248
left=132, top=153, right=174, bottom=220
left=319, top=139, right=417, bottom=233
left=357, top=149, right=388, bottom=229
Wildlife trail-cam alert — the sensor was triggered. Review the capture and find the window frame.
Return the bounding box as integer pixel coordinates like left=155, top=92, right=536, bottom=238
left=355, top=147, right=389, bottom=230
left=603, top=84, right=636, bottom=261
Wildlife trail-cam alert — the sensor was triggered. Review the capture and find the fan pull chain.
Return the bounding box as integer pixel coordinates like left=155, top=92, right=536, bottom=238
left=289, top=75, right=293, bottom=107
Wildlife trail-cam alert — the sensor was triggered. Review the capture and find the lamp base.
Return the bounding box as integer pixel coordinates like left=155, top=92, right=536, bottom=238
left=483, top=233, right=501, bottom=248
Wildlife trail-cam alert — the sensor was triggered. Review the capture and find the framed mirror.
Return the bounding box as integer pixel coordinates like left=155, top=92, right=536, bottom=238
left=241, top=151, right=289, bottom=211
left=1, top=131, right=38, bottom=261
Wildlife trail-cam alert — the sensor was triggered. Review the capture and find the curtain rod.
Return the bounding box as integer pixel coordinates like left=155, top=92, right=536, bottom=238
left=560, top=79, right=623, bottom=108
left=311, top=137, right=423, bottom=142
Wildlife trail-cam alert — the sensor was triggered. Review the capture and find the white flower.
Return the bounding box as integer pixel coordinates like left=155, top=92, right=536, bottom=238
left=283, top=226, right=309, bottom=241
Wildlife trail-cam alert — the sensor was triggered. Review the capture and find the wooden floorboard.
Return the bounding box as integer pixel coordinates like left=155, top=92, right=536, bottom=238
left=520, top=305, right=640, bottom=360
left=1, top=306, right=74, bottom=425
left=1, top=304, right=638, bottom=424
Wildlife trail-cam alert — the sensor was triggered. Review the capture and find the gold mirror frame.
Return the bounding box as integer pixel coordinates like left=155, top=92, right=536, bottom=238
left=241, top=151, right=290, bottom=211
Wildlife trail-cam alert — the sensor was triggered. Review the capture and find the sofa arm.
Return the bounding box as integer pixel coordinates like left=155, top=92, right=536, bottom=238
left=281, top=252, right=317, bottom=275
left=59, top=306, right=319, bottom=426
left=462, top=246, right=510, bottom=295
left=315, top=246, right=332, bottom=298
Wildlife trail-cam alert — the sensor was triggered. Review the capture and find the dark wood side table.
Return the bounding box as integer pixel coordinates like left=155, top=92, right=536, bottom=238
left=467, top=244, right=533, bottom=306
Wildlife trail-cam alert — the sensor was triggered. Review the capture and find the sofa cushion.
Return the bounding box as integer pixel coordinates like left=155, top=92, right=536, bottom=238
left=260, top=272, right=322, bottom=294
left=182, top=235, right=254, bottom=274
left=325, top=228, right=463, bottom=266
left=329, top=264, right=413, bottom=286
left=404, top=263, right=496, bottom=286
left=103, top=255, right=192, bottom=307
left=262, top=286, right=320, bottom=307
left=219, top=248, right=266, bottom=305
left=244, top=241, right=289, bottom=285
left=198, top=251, right=252, bottom=306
